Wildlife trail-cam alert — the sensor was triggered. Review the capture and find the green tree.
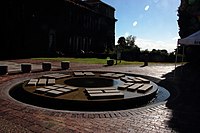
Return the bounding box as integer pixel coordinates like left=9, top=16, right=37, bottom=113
left=117, top=36, right=126, bottom=47
left=126, top=35, right=136, bottom=47
left=178, top=0, right=200, bottom=38
left=178, top=0, right=200, bottom=63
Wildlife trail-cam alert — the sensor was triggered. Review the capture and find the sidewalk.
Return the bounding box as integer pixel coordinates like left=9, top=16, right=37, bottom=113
left=0, top=59, right=200, bottom=133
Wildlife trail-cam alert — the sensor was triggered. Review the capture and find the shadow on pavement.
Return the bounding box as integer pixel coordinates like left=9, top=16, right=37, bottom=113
left=158, top=63, right=200, bottom=132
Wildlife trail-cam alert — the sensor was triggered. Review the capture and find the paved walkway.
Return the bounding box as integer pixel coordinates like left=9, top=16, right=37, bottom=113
left=0, top=59, right=200, bottom=133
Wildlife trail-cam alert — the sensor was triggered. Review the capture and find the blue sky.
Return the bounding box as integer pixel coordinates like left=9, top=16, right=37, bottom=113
left=101, top=0, right=181, bottom=52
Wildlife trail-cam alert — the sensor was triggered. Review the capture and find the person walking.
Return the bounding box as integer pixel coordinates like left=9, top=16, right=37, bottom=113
left=115, top=44, right=123, bottom=64
left=115, top=36, right=126, bottom=65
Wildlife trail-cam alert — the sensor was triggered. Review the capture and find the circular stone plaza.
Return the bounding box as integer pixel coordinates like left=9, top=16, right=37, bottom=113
left=0, top=59, right=200, bottom=132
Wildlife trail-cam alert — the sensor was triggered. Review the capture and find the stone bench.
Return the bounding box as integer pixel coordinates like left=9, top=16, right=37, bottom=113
left=45, top=90, right=64, bottom=97
left=64, top=86, right=78, bottom=91
left=127, top=84, right=144, bottom=92
left=37, top=79, right=47, bottom=86
left=47, top=79, right=55, bottom=85
left=118, top=83, right=133, bottom=90
left=137, top=84, right=153, bottom=93
left=135, top=77, right=150, bottom=83
left=45, top=86, right=58, bottom=90
left=104, top=90, right=120, bottom=93
left=0, top=65, right=8, bottom=75
left=87, top=90, right=103, bottom=94
left=27, top=79, right=38, bottom=86
left=74, top=72, right=95, bottom=76
left=120, top=77, right=134, bottom=83
left=88, top=92, right=124, bottom=99
left=42, top=73, right=71, bottom=79
left=85, top=87, right=116, bottom=91
left=56, top=88, right=71, bottom=93
left=34, top=88, right=50, bottom=94
left=21, top=63, right=32, bottom=73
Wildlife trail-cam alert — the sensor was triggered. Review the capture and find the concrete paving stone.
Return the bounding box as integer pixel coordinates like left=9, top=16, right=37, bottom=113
left=114, top=112, right=122, bottom=117
left=117, top=84, right=130, bottom=90
left=137, top=84, right=153, bottom=93
left=45, top=90, right=64, bottom=96
left=121, top=76, right=134, bottom=82
left=99, top=113, right=106, bottom=118
left=56, top=88, right=71, bottom=93
left=83, top=72, right=95, bottom=76
left=37, top=78, right=47, bottom=86
left=88, top=92, right=124, bottom=99
left=2, top=113, right=17, bottom=121
left=135, top=76, right=150, bottom=83
left=87, top=90, right=103, bottom=94
left=104, top=89, right=120, bottom=93
left=27, top=81, right=37, bottom=86
left=47, top=78, right=55, bottom=85
left=28, top=124, right=46, bottom=132
left=53, top=84, right=66, bottom=88
left=35, top=88, right=50, bottom=94
left=85, top=87, right=116, bottom=91
left=127, top=83, right=144, bottom=91
left=64, top=86, right=78, bottom=91
left=45, top=86, right=58, bottom=90
left=10, top=117, right=33, bottom=127
left=119, top=112, right=130, bottom=117
left=104, top=113, right=111, bottom=118
left=88, top=114, right=95, bottom=119
left=74, top=72, right=84, bottom=76
left=53, top=112, right=64, bottom=117
left=41, top=129, right=56, bottom=133
left=0, top=118, right=33, bottom=133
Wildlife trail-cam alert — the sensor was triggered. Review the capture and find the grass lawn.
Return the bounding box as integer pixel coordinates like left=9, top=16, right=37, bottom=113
left=32, top=57, right=144, bottom=65
left=32, top=57, right=178, bottom=65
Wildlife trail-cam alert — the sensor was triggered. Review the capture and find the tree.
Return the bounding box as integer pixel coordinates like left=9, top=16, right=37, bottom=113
left=126, top=35, right=136, bottom=47
left=177, top=0, right=200, bottom=63
left=178, top=0, right=200, bottom=38
left=117, top=36, right=126, bottom=47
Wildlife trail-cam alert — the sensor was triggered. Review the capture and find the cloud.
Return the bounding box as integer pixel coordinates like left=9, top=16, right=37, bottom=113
left=133, top=21, right=138, bottom=27
left=135, top=38, right=177, bottom=52
left=124, top=32, right=130, bottom=37
left=153, top=0, right=160, bottom=3
left=144, top=5, right=150, bottom=11
left=172, top=36, right=180, bottom=41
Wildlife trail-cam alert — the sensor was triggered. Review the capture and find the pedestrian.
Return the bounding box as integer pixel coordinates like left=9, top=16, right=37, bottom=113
left=143, top=54, right=149, bottom=66
left=115, top=44, right=123, bottom=65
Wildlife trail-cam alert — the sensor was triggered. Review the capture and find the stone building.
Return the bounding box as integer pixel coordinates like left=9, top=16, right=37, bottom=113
left=3, top=0, right=116, bottom=59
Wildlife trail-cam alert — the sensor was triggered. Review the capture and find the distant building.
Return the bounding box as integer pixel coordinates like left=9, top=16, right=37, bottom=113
left=3, top=0, right=117, bottom=59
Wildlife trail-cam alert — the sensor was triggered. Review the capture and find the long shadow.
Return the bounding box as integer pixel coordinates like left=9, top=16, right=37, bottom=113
left=158, top=63, right=200, bottom=132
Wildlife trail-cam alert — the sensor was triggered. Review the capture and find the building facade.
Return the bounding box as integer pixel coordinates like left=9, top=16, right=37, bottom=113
left=3, top=0, right=116, bottom=59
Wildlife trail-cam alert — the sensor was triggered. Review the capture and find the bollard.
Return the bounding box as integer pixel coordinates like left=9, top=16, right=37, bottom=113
left=21, top=63, right=32, bottom=73
left=42, top=62, right=51, bottom=71
left=107, top=59, right=114, bottom=66
left=0, top=65, right=8, bottom=75
left=61, top=61, right=70, bottom=70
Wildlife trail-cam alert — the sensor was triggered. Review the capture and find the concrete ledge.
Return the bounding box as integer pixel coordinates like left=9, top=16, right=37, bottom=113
left=0, top=65, right=8, bottom=75
left=21, top=63, right=32, bottom=73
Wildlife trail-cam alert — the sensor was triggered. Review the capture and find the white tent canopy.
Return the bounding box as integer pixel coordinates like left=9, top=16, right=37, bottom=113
left=178, top=30, right=200, bottom=46
left=174, top=30, right=200, bottom=77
